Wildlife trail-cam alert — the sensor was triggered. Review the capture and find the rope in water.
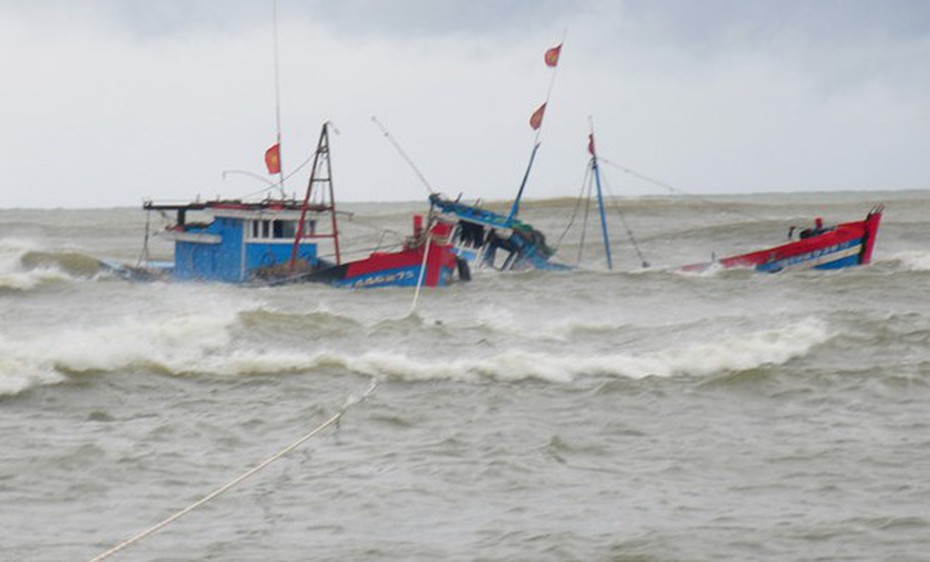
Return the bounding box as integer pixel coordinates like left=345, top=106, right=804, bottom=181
left=89, top=380, right=379, bottom=562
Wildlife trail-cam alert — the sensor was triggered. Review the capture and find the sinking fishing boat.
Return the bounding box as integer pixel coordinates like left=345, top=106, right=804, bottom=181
left=124, top=124, right=465, bottom=288
left=278, top=214, right=462, bottom=288
left=417, top=42, right=571, bottom=272
left=432, top=123, right=653, bottom=273
left=429, top=193, right=567, bottom=271
left=681, top=206, right=884, bottom=273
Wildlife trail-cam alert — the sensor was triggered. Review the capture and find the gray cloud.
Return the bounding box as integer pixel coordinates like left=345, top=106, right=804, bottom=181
left=1, top=0, right=928, bottom=207
left=621, top=0, right=930, bottom=46
left=11, top=0, right=586, bottom=39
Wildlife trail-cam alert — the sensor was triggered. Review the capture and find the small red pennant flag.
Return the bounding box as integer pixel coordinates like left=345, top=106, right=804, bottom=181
left=529, top=103, right=547, bottom=130
left=264, top=143, right=281, bottom=175
left=587, top=133, right=596, bottom=156
left=544, top=44, right=562, bottom=67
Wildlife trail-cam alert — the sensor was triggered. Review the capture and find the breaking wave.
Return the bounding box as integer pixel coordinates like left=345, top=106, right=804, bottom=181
left=885, top=250, right=930, bottom=272
left=0, top=314, right=830, bottom=396
left=330, top=317, right=830, bottom=382
left=0, top=240, right=103, bottom=291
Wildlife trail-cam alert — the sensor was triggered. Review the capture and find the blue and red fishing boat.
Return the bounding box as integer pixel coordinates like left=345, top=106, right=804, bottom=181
left=682, top=206, right=884, bottom=273
left=419, top=41, right=571, bottom=272
left=428, top=192, right=566, bottom=271
left=131, top=123, right=465, bottom=288
left=296, top=215, right=461, bottom=288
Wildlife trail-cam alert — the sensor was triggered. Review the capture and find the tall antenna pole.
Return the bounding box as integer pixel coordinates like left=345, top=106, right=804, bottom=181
left=272, top=0, right=286, bottom=197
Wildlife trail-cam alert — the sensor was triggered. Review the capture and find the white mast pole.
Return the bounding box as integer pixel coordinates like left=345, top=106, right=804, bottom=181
left=272, top=0, right=286, bottom=197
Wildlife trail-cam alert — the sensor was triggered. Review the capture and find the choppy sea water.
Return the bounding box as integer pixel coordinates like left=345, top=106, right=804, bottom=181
left=2, top=190, right=930, bottom=561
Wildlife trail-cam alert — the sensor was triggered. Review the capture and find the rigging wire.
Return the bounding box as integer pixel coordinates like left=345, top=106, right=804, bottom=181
left=223, top=152, right=315, bottom=201
left=347, top=215, right=405, bottom=238
left=554, top=165, right=591, bottom=250
left=314, top=240, right=405, bottom=262
left=371, top=116, right=435, bottom=196
left=598, top=169, right=650, bottom=268
left=136, top=210, right=151, bottom=267
left=597, top=156, right=768, bottom=223
left=556, top=156, right=651, bottom=269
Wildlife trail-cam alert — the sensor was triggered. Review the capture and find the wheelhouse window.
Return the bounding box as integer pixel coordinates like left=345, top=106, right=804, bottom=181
left=248, top=219, right=313, bottom=240
left=274, top=220, right=297, bottom=239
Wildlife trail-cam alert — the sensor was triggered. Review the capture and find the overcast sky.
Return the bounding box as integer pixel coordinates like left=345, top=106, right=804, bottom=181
left=1, top=0, right=928, bottom=208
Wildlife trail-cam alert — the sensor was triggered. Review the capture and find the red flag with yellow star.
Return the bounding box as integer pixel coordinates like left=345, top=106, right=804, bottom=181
left=544, top=44, right=562, bottom=67
left=529, top=103, right=547, bottom=130
left=264, top=143, right=281, bottom=175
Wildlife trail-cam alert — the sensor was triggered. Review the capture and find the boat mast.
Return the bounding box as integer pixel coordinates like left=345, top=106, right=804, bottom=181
left=290, top=123, right=341, bottom=270
left=271, top=0, right=286, bottom=197
left=588, top=120, right=613, bottom=270
left=507, top=143, right=541, bottom=222
left=507, top=37, right=565, bottom=222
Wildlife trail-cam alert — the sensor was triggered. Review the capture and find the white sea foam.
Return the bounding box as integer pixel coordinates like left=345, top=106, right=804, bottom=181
left=591, top=317, right=830, bottom=379
left=0, top=239, right=77, bottom=290
left=890, top=250, right=930, bottom=272
left=323, top=317, right=830, bottom=383
left=0, top=266, right=74, bottom=291
left=0, top=353, right=66, bottom=396
left=474, top=305, right=520, bottom=334
left=0, top=306, right=240, bottom=394
left=0, top=302, right=830, bottom=393
left=0, top=239, right=36, bottom=290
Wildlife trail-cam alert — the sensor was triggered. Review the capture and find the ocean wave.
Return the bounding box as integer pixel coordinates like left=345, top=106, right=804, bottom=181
left=311, top=318, right=828, bottom=382
left=0, top=355, right=67, bottom=396
left=0, top=267, right=74, bottom=291
left=20, top=250, right=104, bottom=277
left=0, top=240, right=103, bottom=291
left=0, top=306, right=238, bottom=395
left=885, top=251, right=930, bottom=272
left=0, top=307, right=830, bottom=394
left=238, top=308, right=363, bottom=337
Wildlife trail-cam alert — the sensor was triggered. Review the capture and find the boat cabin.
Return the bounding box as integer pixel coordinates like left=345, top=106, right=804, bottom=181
left=144, top=200, right=332, bottom=283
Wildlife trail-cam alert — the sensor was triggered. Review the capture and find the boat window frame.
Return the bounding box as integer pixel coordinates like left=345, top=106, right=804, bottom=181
left=246, top=218, right=312, bottom=241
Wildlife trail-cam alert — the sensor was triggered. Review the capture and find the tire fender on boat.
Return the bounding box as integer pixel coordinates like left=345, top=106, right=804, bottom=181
left=456, top=256, right=471, bottom=282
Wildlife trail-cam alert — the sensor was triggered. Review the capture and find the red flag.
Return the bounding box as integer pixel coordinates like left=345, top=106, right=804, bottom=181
left=264, top=143, right=281, bottom=175
left=587, top=134, right=596, bottom=156
left=529, top=103, right=547, bottom=130
left=544, top=44, right=562, bottom=67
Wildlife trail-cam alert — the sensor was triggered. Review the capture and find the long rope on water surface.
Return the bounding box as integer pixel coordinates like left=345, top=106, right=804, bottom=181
left=89, top=380, right=379, bottom=562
